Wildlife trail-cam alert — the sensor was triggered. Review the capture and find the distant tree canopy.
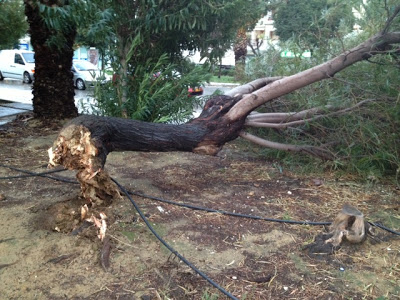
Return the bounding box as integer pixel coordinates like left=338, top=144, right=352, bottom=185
left=273, top=0, right=356, bottom=49
left=77, top=0, right=264, bottom=67
left=0, top=0, right=28, bottom=50
left=76, top=0, right=265, bottom=121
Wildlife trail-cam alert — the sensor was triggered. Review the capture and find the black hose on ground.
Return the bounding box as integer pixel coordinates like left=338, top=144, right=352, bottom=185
left=0, top=164, right=399, bottom=236
left=111, top=177, right=239, bottom=300
left=128, top=190, right=331, bottom=226
left=0, top=163, right=75, bottom=183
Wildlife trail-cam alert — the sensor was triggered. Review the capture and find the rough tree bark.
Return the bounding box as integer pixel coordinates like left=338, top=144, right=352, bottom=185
left=233, top=27, right=248, bottom=81
left=24, top=0, right=78, bottom=119
left=49, top=11, right=400, bottom=205
left=49, top=95, right=246, bottom=205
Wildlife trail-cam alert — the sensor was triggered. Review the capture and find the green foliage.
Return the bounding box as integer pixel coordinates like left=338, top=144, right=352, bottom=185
left=0, top=0, right=28, bottom=49
left=93, top=54, right=210, bottom=123
left=89, top=0, right=263, bottom=122
left=28, top=0, right=264, bottom=121
left=35, top=0, right=107, bottom=49
left=273, top=0, right=357, bottom=49
left=354, top=0, right=400, bottom=34
left=74, top=2, right=114, bottom=55
left=245, top=1, right=400, bottom=180
left=104, top=0, right=265, bottom=64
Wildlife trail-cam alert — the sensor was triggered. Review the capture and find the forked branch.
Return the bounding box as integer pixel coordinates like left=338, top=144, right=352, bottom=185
left=227, top=30, right=400, bottom=121
left=239, top=131, right=334, bottom=160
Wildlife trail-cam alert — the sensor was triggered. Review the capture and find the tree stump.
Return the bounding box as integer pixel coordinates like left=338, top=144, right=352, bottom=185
left=325, top=204, right=372, bottom=246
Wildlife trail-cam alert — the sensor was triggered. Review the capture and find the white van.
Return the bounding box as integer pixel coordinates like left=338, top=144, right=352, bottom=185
left=0, top=50, right=35, bottom=83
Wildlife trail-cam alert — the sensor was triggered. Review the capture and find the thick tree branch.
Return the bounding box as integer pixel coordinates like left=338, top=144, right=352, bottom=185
left=246, top=107, right=331, bottom=123
left=49, top=95, right=248, bottom=204
left=225, top=77, right=282, bottom=98
left=226, top=31, right=400, bottom=121
left=245, top=99, right=378, bottom=129
left=49, top=22, right=400, bottom=204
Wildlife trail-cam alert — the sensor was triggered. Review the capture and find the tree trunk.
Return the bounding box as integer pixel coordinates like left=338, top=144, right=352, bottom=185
left=233, top=27, right=248, bottom=81
left=49, top=95, right=246, bottom=205
left=116, top=40, right=130, bottom=118
left=24, top=0, right=78, bottom=119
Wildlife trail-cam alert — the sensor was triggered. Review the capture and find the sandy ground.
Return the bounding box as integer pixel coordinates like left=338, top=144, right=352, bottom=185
left=0, top=116, right=399, bottom=300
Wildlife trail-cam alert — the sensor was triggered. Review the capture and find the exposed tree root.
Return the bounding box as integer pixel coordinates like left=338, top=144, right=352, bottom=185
left=48, top=124, right=120, bottom=206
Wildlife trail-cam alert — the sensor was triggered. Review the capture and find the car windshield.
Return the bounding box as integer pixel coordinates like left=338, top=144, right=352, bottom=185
left=74, top=61, right=98, bottom=71
left=22, top=53, right=35, bottom=63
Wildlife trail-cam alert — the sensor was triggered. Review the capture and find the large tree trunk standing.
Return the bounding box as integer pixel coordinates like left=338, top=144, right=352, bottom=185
left=115, top=28, right=131, bottom=118
left=24, top=0, right=78, bottom=119
left=49, top=14, right=400, bottom=206
left=233, top=27, right=248, bottom=81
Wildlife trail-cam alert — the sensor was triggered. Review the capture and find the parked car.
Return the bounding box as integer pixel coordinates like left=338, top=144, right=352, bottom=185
left=0, top=49, right=35, bottom=83
left=113, top=70, right=204, bottom=96
left=72, top=60, right=110, bottom=90
left=188, top=86, right=203, bottom=96
left=152, top=70, right=204, bottom=96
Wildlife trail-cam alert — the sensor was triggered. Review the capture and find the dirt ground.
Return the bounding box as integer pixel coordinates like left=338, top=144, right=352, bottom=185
left=0, top=115, right=399, bottom=300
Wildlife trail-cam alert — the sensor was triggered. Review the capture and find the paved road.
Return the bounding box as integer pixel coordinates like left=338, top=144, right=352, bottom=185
left=0, top=79, right=94, bottom=125
left=0, top=79, right=92, bottom=104
left=0, top=79, right=236, bottom=125
left=0, top=79, right=234, bottom=102
left=202, top=85, right=234, bottom=96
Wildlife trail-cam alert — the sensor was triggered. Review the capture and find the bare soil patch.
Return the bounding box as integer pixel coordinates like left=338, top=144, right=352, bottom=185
left=0, top=116, right=399, bottom=300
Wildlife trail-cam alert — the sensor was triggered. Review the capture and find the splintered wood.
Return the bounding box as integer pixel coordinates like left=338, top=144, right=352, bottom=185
left=47, top=96, right=247, bottom=206
left=48, top=124, right=120, bottom=206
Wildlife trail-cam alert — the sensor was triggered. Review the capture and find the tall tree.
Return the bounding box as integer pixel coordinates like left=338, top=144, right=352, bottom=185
left=0, top=0, right=28, bottom=50
left=232, top=1, right=266, bottom=80
left=24, top=0, right=78, bottom=119
left=101, top=0, right=266, bottom=120
left=233, top=27, right=248, bottom=81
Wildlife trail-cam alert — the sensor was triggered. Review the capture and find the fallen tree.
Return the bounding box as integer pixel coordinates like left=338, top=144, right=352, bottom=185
left=49, top=7, right=400, bottom=205
left=49, top=95, right=246, bottom=204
